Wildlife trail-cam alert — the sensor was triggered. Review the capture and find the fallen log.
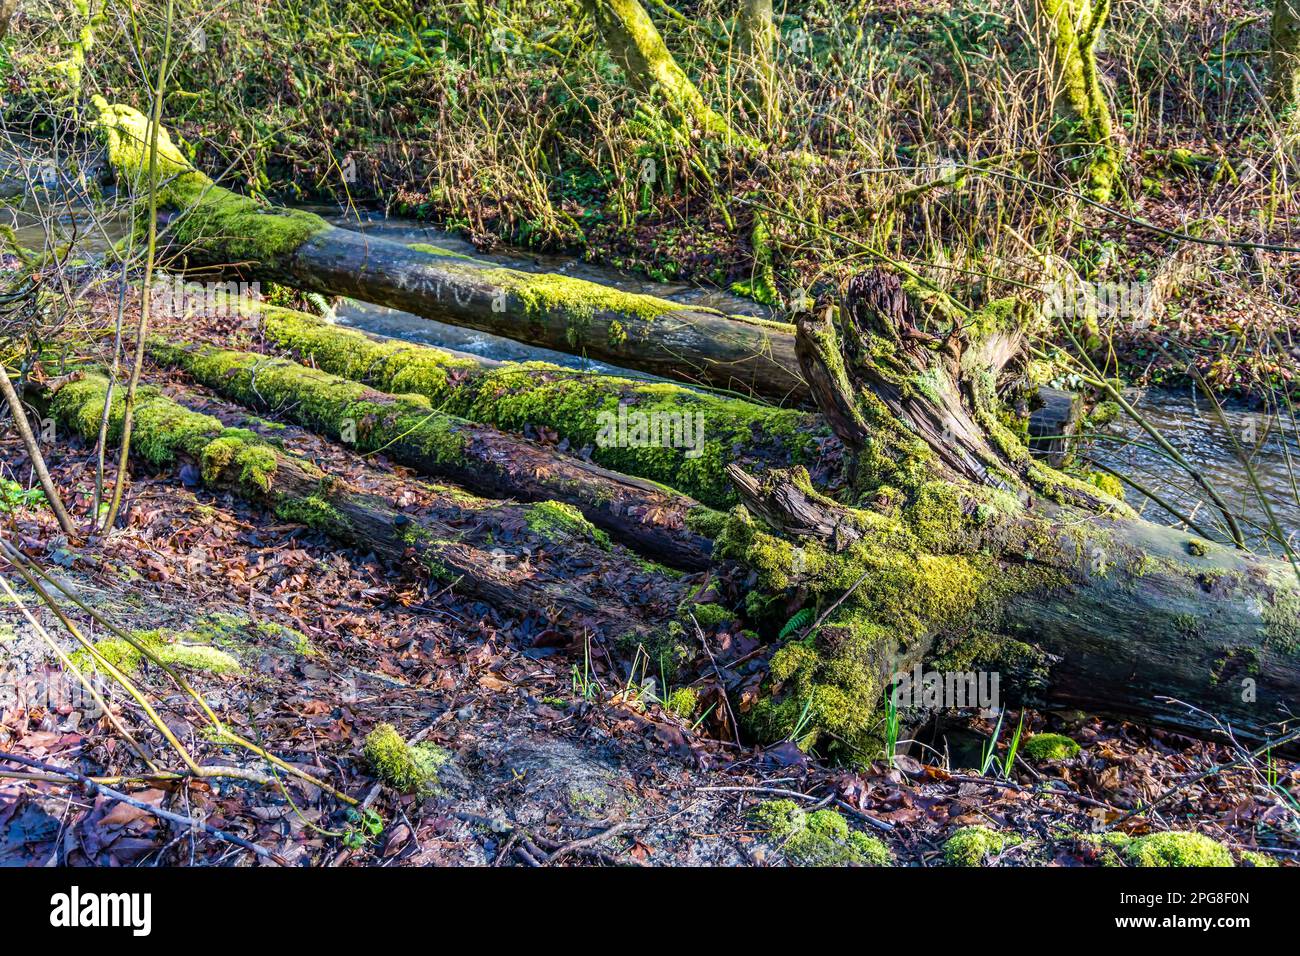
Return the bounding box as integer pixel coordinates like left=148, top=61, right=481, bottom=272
left=719, top=270, right=1300, bottom=753
left=147, top=340, right=717, bottom=570
left=47, top=374, right=691, bottom=638
left=93, top=100, right=806, bottom=402
left=251, top=304, right=837, bottom=510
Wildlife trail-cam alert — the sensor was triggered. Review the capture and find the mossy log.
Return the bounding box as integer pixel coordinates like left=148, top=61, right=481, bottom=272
left=721, top=270, right=1300, bottom=752
left=147, top=339, right=717, bottom=570
left=47, top=375, right=690, bottom=637
left=93, top=101, right=803, bottom=402
left=252, top=304, right=836, bottom=511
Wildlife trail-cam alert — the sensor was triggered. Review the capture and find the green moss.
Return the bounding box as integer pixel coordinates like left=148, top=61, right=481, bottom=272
left=191, top=611, right=315, bottom=657
left=710, top=474, right=1036, bottom=760
left=477, top=266, right=689, bottom=324
left=274, top=494, right=351, bottom=533
left=1122, top=831, right=1234, bottom=868
left=94, top=99, right=327, bottom=263
left=1239, top=850, right=1278, bottom=867
left=363, top=723, right=448, bottom=796
left=752, top=800, right=892, bottom=866
left=1023, top=733, right=1081, bottom=761
left=682, top=601, right=733, bottom=629
left=1085, top=470, right=1125, bottom=502
left=666, top=686, right=698, bottom=719
left=406, top=241, right=478, bottom=261
left=526, top=500, right=611, bottom=549
left=943, top=825, right=1022, bottom=866
left=71, top=627, right=241, bottom=676
left=256, top=308, right=825, bottom=510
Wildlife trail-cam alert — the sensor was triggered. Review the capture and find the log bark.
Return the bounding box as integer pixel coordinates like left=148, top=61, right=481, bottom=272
left=46, top=374, right=691, bottom=638
left=147, top=339, right=717, bottom=570
left=93, top=101, right=804, bottom=403
left=726, top=268, right=1300, bottom=747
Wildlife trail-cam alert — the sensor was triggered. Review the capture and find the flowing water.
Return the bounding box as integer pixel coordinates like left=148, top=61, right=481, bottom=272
left=1084, top=389, right=1300, bottom=555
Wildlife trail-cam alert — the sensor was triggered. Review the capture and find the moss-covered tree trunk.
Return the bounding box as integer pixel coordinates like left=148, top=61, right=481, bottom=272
left=719, top=270, right=1300, bottom=755
left=93, top=101, right=803, bottom=402
left=148, top=339, right=717, bottom=569
left=1036, top=0, right=1122, bottom=201
left=47, top=375, right=692, bottom=638
left=1274, top=0, right=1300, bottom=115
left=581, top=0, right=753, bottom=145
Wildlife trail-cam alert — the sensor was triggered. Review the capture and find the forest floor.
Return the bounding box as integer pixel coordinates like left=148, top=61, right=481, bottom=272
left=1, top=291, right=1296, bottom=867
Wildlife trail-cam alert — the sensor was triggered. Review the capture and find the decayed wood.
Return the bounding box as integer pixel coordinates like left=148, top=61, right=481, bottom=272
left=1027, top=386, right=1082, bottom=467
left=799, top=270, right=1108, bottom=508
left=149, top=340, right=717, bottom=570
left=731, top=462, right=1300, bottom=743
left=732, top=269, right=1300, bottom=745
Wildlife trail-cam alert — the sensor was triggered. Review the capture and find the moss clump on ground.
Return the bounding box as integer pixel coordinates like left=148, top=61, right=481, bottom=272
left=71, top=627, right=241, bottom=677
left=753, top=799, right=892, bottom=866
left=665, top=686, right=698, bottom=719
left=362, top=723, right=449, bottom=797
left=1083, top=830, right=1234, bottom=867
left=1238, top=850, right=1277, bottom=867
left=1023, top=733, right=1081, bottom=761
left=943, top=825, right=1022, bottom=866
left=1123, top=831, right=1234, bottom=867
left=526, top=500, right=611, bottom=549
left=191, top=611, right=315, bottom=657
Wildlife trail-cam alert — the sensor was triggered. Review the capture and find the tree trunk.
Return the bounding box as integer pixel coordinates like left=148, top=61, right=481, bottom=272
left=46, top=374, right=692, bottom=638
left=251, top=303, right=835, bottom=511
left=0, top=0, right=17, bottom=40
left=738, top=0, right=779, bottom=134
left=720, top=270, right=1300, bottom=753
left=1274, top=0, right=1300, bottom=114
left=148, top=339, right=718, bottom=570
left=581, top=0, right=754, bottom=146
left=1035, top=0, right=1122, bottom=202
left=93, top=100, right=803, bottom=402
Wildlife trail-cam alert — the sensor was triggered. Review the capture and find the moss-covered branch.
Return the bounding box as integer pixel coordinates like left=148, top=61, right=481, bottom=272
left=1037, top=0, right=1122, bottom=201
left=48, top=374, right=691, bottom=637
left=93, top=101, right=802, bottom=400
left=581, top=0, right=756, bottom=147
left=253, top=305, right=833, bottom=510
left=148, top=339, right=717, bottom=569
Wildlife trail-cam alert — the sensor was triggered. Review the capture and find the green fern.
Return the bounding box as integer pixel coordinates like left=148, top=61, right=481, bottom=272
left=779, top=607, right=815, bottom=641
